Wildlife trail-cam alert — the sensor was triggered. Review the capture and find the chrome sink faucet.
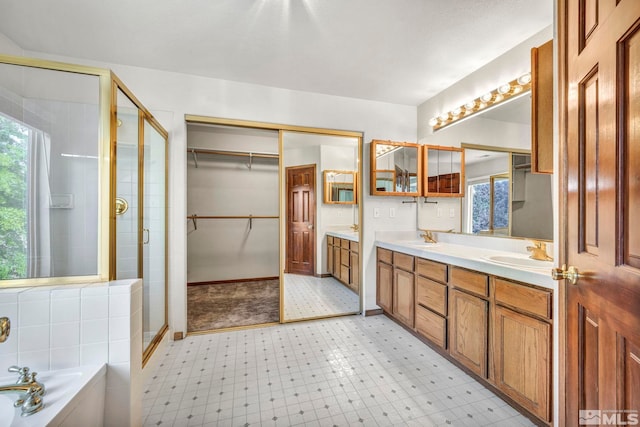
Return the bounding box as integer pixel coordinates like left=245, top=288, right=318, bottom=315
left=0, top=366, right=45, bottom=416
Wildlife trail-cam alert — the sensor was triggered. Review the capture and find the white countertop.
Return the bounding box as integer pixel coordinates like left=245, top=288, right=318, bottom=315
left=327, top=230, right=359, bottom=242
left=376, top=238, right=556, bottom=289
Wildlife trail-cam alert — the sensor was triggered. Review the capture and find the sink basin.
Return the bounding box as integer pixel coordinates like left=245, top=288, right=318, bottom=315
left=485, top=255, right=553, bottom=271
left=400, top=241, right=440, bottom=250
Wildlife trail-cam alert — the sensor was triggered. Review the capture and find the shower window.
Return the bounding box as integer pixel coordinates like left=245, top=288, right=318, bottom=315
left=0, top=114, right=28, bottom=279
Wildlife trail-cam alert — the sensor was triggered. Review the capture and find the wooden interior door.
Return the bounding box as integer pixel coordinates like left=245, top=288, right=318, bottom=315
left=286, top=165, right=316, bottom=275
left=562, top=0, right=640, bottom=424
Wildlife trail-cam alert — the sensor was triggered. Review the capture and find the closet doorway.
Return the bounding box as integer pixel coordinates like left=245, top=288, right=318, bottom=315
left=186, top=123, right=280, bottom=333
left=184, top=116, right=363, bottom=332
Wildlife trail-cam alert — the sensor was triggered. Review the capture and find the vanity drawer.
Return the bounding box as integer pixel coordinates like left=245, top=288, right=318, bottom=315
left=494, top=278, right=552, bottom=320
left=350, top=240, right=359, bottom=253
left=327, top=236, right=334, bottom=245
left=415, top=305, right=447, bottom=349
left=416, top=258, right=447, bottom=283
left=341, top=238, right=350, bottom=249
left=450, top=267, right=489, bottom=297
left=377, top=247, right=393, bottom=264
left=416, top=276, right=447, bottom=316
left=393, top=252, right=414, bottom=271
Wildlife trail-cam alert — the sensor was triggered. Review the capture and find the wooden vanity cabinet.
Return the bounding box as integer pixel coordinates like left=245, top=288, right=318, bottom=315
left=326, top=236, right=359, bottom=293
left=448, top=267, right=489, bottom=378
left=492, top=278, right=552, bottom=422
left=375, top=246, right=553, bottom=424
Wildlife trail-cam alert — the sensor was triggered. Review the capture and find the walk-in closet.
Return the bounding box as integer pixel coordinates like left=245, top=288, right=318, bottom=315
left=186, top=123, right=280, bottom=332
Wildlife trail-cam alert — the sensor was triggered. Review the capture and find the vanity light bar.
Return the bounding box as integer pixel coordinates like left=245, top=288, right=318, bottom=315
left=429, top=73, right=532, bottom=131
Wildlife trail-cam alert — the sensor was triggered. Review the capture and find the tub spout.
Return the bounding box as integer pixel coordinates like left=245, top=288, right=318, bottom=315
left=0, top=367, right=45, bottom=416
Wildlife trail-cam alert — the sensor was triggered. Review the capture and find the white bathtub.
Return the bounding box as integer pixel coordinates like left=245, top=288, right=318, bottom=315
left=0, top=364, right=106, bottom=427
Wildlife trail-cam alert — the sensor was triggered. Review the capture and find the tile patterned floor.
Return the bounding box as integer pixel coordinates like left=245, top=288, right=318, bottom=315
left=142, top=315, right=535, bottom=426
left=284, top=274, right=359, bottom=321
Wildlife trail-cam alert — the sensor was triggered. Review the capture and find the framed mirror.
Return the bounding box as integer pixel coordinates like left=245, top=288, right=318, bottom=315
left=282, top=131, right=361, bottom=322
left=423, top=145, right=465, bottom=197
left=370, top=140, right=421, bottom=196
left=323, top=170, right=357, bottom=204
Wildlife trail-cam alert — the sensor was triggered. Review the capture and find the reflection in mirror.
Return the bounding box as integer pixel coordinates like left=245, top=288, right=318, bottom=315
left=424, top=146, right=464, bottom=196
left=324, top=170, right=357, bottom=204
left=463, top=146, right=552, bottom=240
left=0, top=62, right=100, bottom=280
left=283, top=132, right=361, bottom=322
left=370, top=140, right=420, bottom=196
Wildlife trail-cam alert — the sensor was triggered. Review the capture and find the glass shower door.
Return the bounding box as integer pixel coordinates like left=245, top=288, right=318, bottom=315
left=142, top=119, right=166, bottom=354
left=115, top=90, right=139, bottom=280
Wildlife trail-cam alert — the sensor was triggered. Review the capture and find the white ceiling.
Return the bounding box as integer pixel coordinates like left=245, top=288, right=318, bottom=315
left=0, top=0, right=553, bottom=106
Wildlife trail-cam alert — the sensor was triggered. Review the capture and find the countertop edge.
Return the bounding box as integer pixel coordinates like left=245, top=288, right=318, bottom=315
left=376, top=240, right=556, bottom=290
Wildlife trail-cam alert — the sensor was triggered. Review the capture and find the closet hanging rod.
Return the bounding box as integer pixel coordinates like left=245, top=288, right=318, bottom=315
left=186, top=215, right=279, bottom=219
left=186, top=148, right=279, bottom=159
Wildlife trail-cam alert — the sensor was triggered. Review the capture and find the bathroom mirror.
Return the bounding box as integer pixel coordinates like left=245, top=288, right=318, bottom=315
left=370, top=140, right=421, bottom=196
left=282, top=131, right=361, bottom=322
left=423, top=145, right=465, bottom=197
left=323, top=170, right=357, bottom=204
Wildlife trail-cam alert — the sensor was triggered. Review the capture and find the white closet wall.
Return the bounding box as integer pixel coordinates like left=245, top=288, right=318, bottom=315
left=186, top=125, right=279, bottom=283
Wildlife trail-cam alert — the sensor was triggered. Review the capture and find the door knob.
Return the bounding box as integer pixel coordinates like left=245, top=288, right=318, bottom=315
left=551, top=264, right=581, bottom=285
left=308, top=224, right=314, bottom=230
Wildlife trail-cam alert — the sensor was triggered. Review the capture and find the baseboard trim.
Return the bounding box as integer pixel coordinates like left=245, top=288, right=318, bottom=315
left=187, top=276, right=279, bottom=286
left=316, top=273, right=332, bottom=278
left=364, top=309, right=383, bottom=316
left=173, top=331, right=184, bottom=341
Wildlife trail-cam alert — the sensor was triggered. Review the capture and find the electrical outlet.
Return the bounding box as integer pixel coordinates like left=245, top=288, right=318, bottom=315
left=437, top=208, right=442, bottom=217
left=389, top=207, right=396, bottom=218
left=374, top=207, right=380, bottom=218
left=449, top=208, right=456, bottom=217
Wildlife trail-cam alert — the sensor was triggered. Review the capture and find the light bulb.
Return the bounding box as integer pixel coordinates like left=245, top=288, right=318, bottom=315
left=452, top=107, right=462, bottom=117
left=498, top=83, right=511, bottom=94
left=439, top=113, right=449, bottom=123
left=465, top=100, right=476, bottom=111
left=481, top=92, right=493, bottom=103
left=517, top=73, right=532, bottom=85
left=428, top=117, right=439, bottom=127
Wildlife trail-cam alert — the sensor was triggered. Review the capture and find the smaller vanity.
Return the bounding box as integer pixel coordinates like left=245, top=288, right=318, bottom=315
left=376, top=235, right=554, bottom=425
left=326, top=231, right=359, bottom=294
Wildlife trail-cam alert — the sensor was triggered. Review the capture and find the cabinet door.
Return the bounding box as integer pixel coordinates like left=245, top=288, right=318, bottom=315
left=333, top=246, right=341, bottom=280
left=494, top=305, right=551, bottom=421
left=327, top=240, right=334, bottom=275
left=449, top=289, right=488, bottom=377
left=377, top=261, right=393, bottom=313
left=350, top=251, right=359, bottom=293
left=393, top=268, right=415, bottom=327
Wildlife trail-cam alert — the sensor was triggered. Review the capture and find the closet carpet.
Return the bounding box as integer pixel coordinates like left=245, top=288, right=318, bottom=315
left=188, top=279, right=280, bottom=332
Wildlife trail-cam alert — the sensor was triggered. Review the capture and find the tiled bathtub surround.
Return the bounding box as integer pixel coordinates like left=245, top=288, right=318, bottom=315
left=143, top=315, right=534, bottom=426
left=0, top=279, right=143, bottom=427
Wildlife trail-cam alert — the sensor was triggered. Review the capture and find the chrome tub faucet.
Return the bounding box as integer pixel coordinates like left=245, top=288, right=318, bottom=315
left=0, top=365, right=45, bottom=416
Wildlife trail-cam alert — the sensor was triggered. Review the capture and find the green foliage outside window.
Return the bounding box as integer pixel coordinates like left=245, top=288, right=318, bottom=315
left=0, top=115, right=28, bottom=279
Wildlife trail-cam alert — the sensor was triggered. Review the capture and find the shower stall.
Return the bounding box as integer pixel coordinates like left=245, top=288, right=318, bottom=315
left=0, top=55, right=168, bottom=364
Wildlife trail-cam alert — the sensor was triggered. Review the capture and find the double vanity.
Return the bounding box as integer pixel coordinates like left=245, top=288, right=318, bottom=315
left=375, top=232, right=554, bottom=425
